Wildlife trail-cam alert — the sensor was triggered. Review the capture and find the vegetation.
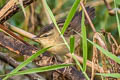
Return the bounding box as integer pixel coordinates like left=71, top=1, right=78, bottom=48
left=0, top=0, right=120, bottom=80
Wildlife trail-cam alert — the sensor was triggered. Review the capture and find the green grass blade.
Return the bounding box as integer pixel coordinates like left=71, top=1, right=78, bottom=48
left=114, top=0, right=120, bottom=37
left=43, top=0, right=61, bottom=34
left=74, top=31, right=120, bottom=65
left=8, top=64, right=72, bottom=76
left=96, top=73, right=120, bottom=78
left=43, top=0, right=70, bottom=50
left=72, top=55, right=90, bottom=80
left=3, top=47, right=51, bottom=80
left=70, top=35, right=75, bottom=54
left=87, top=39, right=120, bottom=64
left=61, top=0, right=81, bottom=35
left=81, top=11, right=88, bottom=72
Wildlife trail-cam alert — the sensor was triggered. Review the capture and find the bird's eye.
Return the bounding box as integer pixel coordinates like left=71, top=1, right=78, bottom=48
left=42, top=34, right=48, bottom=37
left=40, top=32, right=53, bottom=38
left=40, top=34, right=49, bottom=37
left=40, top=31, right=53, bottom=38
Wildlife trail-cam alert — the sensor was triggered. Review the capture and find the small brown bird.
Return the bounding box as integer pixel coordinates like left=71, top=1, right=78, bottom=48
left=36, top=7, right=95, bottom=58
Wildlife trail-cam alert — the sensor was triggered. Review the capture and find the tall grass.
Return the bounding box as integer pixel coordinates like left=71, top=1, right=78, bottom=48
left=93, top=0, right=120, bottom=78
left=3, top=0, right=120, bottom=79
left=114, top=0, right=120, bottom=37
left=81, top=11, right=88, bottom=72
left=43, top=0, right=90, bottom=79
left=2, top=47, right=51, bottom=80
left=5, top=64, right=72, bottom=76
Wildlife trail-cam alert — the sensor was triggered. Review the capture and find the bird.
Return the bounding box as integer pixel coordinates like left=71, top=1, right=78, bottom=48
left=35, top=7, right=95, bottom=59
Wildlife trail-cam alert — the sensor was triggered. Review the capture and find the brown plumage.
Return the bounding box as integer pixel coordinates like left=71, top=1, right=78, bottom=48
left=37, top=7, right=95, bottom=37
left=36, top=7, right=95, bottom=57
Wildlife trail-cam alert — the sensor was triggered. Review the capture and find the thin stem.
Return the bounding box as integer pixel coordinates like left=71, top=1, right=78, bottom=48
left=80, top=2, right=96, bottom=32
